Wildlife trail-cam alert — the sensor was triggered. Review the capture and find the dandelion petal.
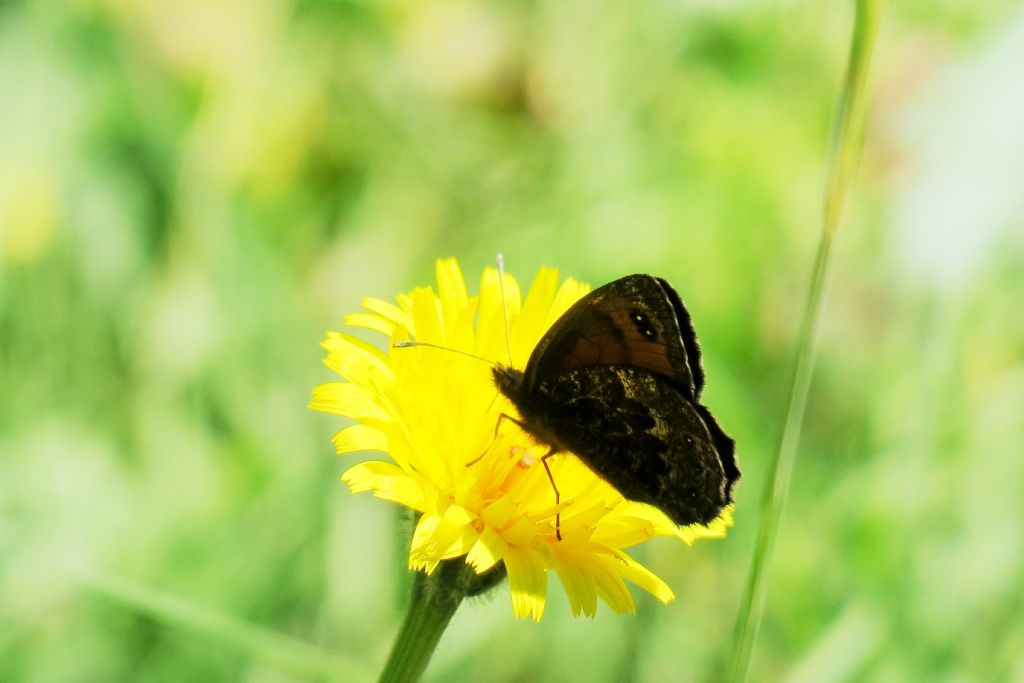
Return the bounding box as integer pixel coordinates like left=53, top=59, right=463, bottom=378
left=362, top=297, right=412, bottom=330
left=343, top=312, right=395, bottom=336
left=552, top=551, right=598, bottom=618
left=436, top=258, right=469, bottom=337
left=409, top=287, right=444, bottom=343
left=591, top=555, right=637, bottom=615
left=614, top=550, right=675, bottom=605
left=310, top=382, right=389, bottom=422
left=433, top=504, right=481, bottom=559
left=342, top=461, right=426, bottom=511
left=505, top=546, right=548, bottom=621
left=322, top=332, right=394, bottom=388
left=333, top=424, right=387, bottom=454
left=466, top=526, right=507, bottom=573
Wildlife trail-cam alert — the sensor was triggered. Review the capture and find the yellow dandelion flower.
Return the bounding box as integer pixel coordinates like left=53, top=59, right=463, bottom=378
left=311, top=259, right=733, bottom=620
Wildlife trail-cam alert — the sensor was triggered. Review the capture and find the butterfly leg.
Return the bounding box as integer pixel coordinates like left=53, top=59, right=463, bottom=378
left=540, top=448, right=562, bottom=541
left=466, top=412, right=524, bottom=467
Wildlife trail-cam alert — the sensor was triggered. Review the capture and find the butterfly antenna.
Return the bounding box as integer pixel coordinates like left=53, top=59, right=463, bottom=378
left=485, top=390, right=501, bottom=413
left=497, top=253, right=514, bottom=366
left=393, top=340, right=498, bottom=368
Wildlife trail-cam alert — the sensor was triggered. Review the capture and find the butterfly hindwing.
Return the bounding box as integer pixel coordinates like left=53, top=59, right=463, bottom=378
left=524, top=275, right=704, bottom=399
left=534, top=365, right=736, bottom=526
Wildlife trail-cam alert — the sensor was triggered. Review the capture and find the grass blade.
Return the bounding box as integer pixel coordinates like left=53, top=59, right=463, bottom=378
left=79, top=570, right=366, bottom=681
left=725, top=2, right=887, bottom=681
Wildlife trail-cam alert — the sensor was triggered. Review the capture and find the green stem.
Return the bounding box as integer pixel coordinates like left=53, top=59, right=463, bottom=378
left=378, top=569, right=462, bottom=683
left=378, top=560, right=506, bottom=683
left=725, top=2, right=886, bottom=682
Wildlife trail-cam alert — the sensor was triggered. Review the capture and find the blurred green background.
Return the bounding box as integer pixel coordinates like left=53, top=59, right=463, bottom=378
left=2, top=0, right=1023, bottom=680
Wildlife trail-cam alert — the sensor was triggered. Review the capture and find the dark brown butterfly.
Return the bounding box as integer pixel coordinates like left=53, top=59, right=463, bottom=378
left=492, top=274, right=739, bottom=533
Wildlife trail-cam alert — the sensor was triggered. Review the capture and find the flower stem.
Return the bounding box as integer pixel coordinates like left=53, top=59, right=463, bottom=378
left=725, top=1, right=886, bottom=682
left=378, top=569, right=462, bottom=683
left=378, top=560, right=506, bottom=683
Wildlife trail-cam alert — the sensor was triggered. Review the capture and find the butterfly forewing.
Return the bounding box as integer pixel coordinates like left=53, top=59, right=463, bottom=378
left=523, top=275, right=703, bottom=400
left=653, top=277, right=705, bottom=395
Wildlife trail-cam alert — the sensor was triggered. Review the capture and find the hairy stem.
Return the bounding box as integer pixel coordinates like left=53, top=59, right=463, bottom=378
left=378, top=560, right=506, bottom=683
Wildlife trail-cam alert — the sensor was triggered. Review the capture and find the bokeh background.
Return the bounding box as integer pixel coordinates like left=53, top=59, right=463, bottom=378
left=2, top=0, right=1023, bottom=681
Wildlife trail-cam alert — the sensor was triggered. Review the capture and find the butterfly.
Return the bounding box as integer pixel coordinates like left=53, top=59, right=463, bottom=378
left=492, top=274, right=739, bottom=534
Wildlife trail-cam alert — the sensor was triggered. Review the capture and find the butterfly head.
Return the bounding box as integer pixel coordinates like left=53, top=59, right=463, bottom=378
left=492, top=365, right=553, bottom=446
left=492, top=365, right=526, bottom=405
